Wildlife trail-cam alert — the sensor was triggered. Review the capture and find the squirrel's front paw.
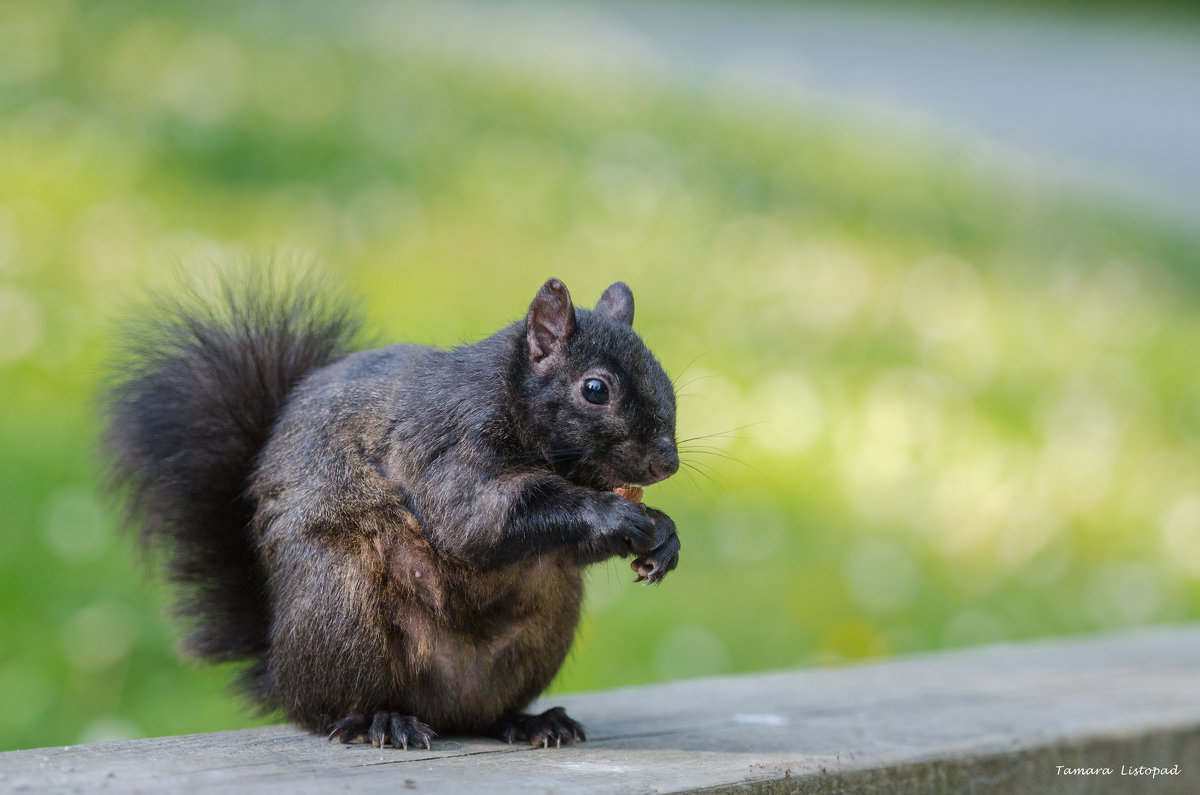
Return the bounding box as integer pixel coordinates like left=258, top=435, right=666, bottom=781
left=632, top=508, right=679, bottom=585
left=589, top=493, right=658, bottom=557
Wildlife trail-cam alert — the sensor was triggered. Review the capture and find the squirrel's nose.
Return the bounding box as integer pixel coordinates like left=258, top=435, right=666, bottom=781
left=645, top=437, right=679, bottom=483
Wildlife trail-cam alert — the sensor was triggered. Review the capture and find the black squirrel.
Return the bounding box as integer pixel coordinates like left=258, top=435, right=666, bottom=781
left=102, top=271, right=681, bottom=749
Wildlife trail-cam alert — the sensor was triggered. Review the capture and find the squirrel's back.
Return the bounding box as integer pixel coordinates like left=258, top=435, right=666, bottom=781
left=101, top=268, right=362, bottom=697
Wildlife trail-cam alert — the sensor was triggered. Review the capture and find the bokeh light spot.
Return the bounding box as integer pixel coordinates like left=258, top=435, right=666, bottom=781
left=1161, top=494, right=1200, bottom=577
left=844, top=537, right=919, bottom=615
left=0, top=286, right=43, bottom=363
left=1088, top=563, right=1167, bottom=627
left=747, top=372, right=823, bottom=454
left=42, top=486, right=109, bottom=565
left=62, top=603, right=135, bottom=673
left=653, top=625, right=730, bottom=681
left=710, top=493, right=788, bottom=563
left=159, top=33, right=246, bottom=125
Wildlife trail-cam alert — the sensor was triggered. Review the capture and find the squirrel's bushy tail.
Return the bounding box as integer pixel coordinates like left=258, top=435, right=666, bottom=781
left=102, top=266, right=362, bottom=699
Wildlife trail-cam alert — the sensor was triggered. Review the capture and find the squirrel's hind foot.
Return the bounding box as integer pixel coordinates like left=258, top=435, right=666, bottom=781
left=326, top=712, right=435, bottom=750
left=492, top=706, right=585, bottom=748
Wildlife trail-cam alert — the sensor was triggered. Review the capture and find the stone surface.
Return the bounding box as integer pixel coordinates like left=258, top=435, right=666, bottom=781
left=2, top=626, right=1198, bottom=793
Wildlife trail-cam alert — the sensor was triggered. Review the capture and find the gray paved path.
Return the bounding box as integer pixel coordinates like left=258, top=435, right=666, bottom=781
left=408, top=1, right=1200, bottom=222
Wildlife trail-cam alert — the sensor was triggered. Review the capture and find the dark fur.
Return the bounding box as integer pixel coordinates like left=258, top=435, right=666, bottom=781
left=103, top=271, right=680, bottom=743
left=102, top=269, right=362, bottom=698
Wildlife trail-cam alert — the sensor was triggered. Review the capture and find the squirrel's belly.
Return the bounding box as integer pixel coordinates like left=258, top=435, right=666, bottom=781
left=387, top=556, right=584, bottom=731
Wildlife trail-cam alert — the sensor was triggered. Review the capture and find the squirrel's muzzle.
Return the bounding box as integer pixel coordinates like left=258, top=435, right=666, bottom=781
left=643, top=437, right=680, bottom=484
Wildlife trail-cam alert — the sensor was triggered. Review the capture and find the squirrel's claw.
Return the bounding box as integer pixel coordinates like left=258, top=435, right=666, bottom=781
left=491, top=706, right=585, bottom=749
left=327, top=713, right=368, bottom=744
left=327, top=712, right=434, bottom=750
left=389, top=713, right=435, bottom=750
left=631, top=539, right=678, bottom=585
left=631, top=556, right=660, bottom=583
left=369, top=712, right=389, bottom=748
left=629, top=507, right=680, bottom=585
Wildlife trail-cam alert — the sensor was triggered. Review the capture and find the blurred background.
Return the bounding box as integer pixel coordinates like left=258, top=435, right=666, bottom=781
left=2, top=0, right=1200, bottom=752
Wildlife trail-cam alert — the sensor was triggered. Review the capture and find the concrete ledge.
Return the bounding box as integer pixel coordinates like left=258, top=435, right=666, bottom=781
left=3, top=626, right=1198, bottom=793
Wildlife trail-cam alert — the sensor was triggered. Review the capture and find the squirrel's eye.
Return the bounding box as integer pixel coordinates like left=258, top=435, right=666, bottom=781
left=581, top=378, right=609, bottom=405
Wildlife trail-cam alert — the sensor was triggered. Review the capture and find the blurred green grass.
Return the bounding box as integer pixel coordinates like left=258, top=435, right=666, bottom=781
left=3, top=0, right=1200, bottom=752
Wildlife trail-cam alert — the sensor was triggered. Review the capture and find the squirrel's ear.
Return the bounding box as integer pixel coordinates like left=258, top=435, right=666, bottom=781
left=594, top=281, right=634, bottom=325
left=526, top=278, right=576, bottom=369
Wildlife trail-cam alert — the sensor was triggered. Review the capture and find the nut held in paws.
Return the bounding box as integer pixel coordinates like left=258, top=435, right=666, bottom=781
left=614, top=485, right=644, bottom=503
